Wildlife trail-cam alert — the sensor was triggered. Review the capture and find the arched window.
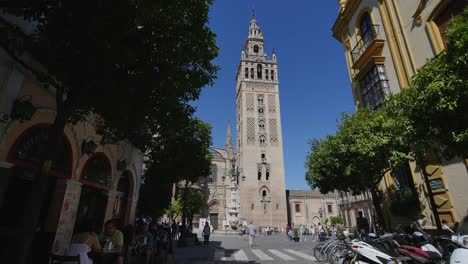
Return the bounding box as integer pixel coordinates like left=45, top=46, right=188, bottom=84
left=250, top=68, right=254, bottom=79
left=261, top=154, right=265, bottom=159
left=254, top=45, right=259, bottom=53
left=257, top=94, right=264, bottom=104
left=258, top=108, right=264, bottom=114
left=81, top=153, right=112, bottom=188
left=257, top=64, right=262, bottom=79
left=258, top=171, right=261, bottom=180
left=262, top=190, right=267, bottom=197
left=259, top=119, right=265, bottom=130
left=259, top=135, right=266, bottom=145
left=271, top=70, right=275, bottom=80
left=244, top=67, right=248, bottom=78
left=265, top=69, right=269, bottom=79
left=266, top=171, right=270, bottom=181
left=210, top=164, right=217, bottom=183
left=113, top=171, right=132, bottom=226
left=359, top=13, right=373, bottom=46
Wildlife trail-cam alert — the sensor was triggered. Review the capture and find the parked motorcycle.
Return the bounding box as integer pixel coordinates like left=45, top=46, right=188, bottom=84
left=442, top=223, right=468, bottom=264
left=350, top=234, right=400, bottom=264
left=393, top=223, right=444, bottom=262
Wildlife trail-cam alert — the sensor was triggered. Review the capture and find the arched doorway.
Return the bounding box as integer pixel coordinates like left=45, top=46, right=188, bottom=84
left=208, top=200, right=220, bottom=230
left=75, top=153, right=111, bottom=232
left=1, top=124, right=72, bottom=227
left=113, top=170, right=132, bottom=227
left=0, top=124, right=72, bottom=262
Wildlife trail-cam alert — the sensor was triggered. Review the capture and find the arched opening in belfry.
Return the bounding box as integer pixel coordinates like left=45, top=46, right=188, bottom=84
left=257, top=64, right=262, bottom=79
left=253, top=45, right=259, bottom=53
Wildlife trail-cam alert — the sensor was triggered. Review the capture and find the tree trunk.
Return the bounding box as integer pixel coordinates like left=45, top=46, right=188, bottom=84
left=417, top=157, right=442, bottom=232
left=16, top=87, right=71, bottom=264
left=370, top=188, right=387, bottom=232
left=181, top=180, right=189, bottom=227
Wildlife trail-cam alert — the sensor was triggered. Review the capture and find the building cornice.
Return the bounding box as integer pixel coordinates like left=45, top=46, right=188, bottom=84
left=332, top=0, right=362, bottom=42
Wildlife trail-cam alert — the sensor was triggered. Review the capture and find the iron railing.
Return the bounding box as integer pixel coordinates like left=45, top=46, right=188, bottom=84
left=351, top=25, right=380, bottom=64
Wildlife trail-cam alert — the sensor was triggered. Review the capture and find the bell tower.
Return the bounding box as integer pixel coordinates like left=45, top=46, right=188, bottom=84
left=236, top=15, right=287, bottom=227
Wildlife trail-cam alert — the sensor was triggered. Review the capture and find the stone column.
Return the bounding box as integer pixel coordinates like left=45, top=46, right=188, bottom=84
left=103, top=190, right=118, bottom=222
left=125, top=197, right=138, bottom=225
left=51, top=179, right=82, bottom=255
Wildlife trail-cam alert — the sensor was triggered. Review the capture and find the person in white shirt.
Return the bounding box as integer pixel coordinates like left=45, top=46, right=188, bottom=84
left=247, top=222, right=256, bottom=247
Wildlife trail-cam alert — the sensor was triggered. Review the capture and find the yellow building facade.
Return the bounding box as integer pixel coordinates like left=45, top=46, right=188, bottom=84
left=332, top=0, right=468, bottom=229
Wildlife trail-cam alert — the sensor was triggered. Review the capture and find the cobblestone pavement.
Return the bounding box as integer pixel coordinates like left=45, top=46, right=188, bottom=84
left=174, top=234, right=319, bottom=264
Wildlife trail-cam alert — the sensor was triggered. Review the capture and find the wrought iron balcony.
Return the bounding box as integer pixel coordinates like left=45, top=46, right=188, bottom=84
left=351, top=25, right=381, bottom=64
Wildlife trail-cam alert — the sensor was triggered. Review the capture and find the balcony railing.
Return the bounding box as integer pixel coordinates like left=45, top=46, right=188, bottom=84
left=351, top=25, right=380, bottom=64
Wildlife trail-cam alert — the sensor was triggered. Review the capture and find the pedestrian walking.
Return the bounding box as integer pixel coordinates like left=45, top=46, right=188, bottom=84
left=247, top=222, right=256, bottom=247
left=202, top=221, right=211, bottom=246
left=299, top=225, right=304, bottom=242
left=356, top=211, right=369, bottom=237
left=311, top=225, right=316, bottom=242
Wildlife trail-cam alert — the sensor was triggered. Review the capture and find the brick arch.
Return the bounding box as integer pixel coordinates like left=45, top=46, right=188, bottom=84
left=6, top=123, right=73, bottom=178
left=258, top=185, right=270, bottom=196
left=208, top=199, right=221, bottom=213
left=354, top=7, right=374, bottom=39
left=79, top=152, right=112, bottom=190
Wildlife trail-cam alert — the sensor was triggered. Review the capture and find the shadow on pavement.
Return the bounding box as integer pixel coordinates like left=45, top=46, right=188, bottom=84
left=174, top=240, right=261, bottom=264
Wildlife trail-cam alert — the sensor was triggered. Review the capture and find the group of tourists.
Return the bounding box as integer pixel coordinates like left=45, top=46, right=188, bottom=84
left=66, top=217, right=172, bottom=264
left=285, top=222, right=331, bottom=242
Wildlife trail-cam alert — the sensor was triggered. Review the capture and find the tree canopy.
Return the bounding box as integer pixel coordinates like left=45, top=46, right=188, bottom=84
left=139, top=117, right=213, bottom=218
left=305, top=108, right=409, bottom=194
left=385, top=7, right=468, bottom=161
left=2, top=0, right=219, bottom=149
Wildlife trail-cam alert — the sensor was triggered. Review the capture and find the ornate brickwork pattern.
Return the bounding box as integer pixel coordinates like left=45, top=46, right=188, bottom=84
left=268, top=94, right=276, bottom=113
left=246, top=93, right=254, bottom=112
left=269, top=118, right=278, bottom=145
left=247, top=117, right=255, bottom=145
left=246, top=82, right=273, bottom=92
left=257, top=163, right=262, bottom=172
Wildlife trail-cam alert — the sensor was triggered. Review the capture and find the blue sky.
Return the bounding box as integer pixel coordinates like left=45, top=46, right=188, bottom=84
left=193, top=0, right=355, bottom=190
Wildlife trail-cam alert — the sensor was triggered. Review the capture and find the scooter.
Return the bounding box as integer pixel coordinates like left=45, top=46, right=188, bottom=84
left=394, top=223, right=444, bottom=262
left=350, top=234, right=400, bottom=264
left=351, top=232, right=442, bottom=264
left=442, top=223, right=468, bottom=264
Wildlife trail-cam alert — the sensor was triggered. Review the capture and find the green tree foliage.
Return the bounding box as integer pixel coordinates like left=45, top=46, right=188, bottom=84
left=305, top=108, right=409, bottom=194
left=164, top=200, right=182, bottom=220
left=183, top=187, right=208, bottom=227
left=329, top=216, right=343, bottom=227
left=385, top=7, right=468, bottom=160
left=139, top=118, right=213, bottom=218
